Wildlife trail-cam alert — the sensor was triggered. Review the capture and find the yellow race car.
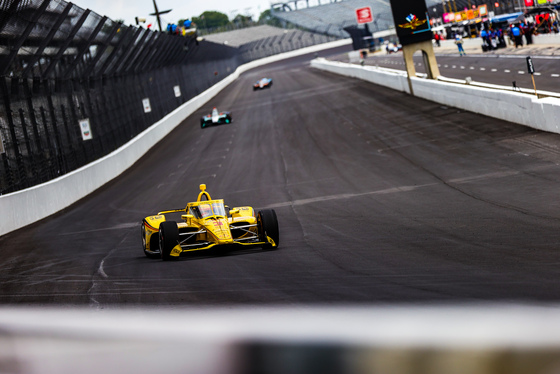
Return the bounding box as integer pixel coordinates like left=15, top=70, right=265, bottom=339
left=141, top=184, right=279, bottom=260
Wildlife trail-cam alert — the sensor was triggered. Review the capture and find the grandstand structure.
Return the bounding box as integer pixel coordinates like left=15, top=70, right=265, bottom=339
left=271, top=0, right=397, bottom=38
left=204, top=25, right=300, bottom=47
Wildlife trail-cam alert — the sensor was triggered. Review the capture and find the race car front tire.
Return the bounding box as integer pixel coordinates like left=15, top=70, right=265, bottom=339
left=257, top=209, right=279, bottom=249
left=142, top=222, right=160, bottom=259
left=159, top=221, right=179, bottom=261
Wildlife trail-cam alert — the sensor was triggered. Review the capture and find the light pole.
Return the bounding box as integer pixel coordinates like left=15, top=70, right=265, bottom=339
left=149, top=0, right=172, bottom=32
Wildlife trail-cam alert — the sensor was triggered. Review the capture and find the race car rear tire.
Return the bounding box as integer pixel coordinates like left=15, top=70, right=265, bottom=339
left=142, top=222, right=160, bottom=259
left=201, top=120, right=206, bottom=129
left=159, top=221, right=179, bottom=261
left=257, top=209, right=279, bottom=249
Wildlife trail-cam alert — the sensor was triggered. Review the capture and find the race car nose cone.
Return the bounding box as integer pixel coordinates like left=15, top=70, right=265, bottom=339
left=207, top=218, right=233, bottom=243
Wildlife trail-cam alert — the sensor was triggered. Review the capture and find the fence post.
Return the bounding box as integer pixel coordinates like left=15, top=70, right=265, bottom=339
left=18, top=108, right=32, bottom=187
left=63, top=16, right=109, bottom=80
left=109, top=27, right=145, bottom=76
left=136, top=33, right=170, bottom=73
left=122, top=30, right=156, bottom=75
left=38, top=105, right=57, bottom=178
left=0, top=77, right=23, bottom=191
left=60, top=104, right=77, bottom=172
left=97, top=26, right=135, bottom=77
left=45, top=81, right=66, bottom=174
left=42, top=9, right=92, bottom=79
left=0, top=0, right=50, bottom=76
left=83, top=22, right=122, bottom=78
left=21, top=2, right=73, bottom=79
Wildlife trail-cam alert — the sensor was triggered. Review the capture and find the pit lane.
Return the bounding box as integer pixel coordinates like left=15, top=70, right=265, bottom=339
left=2, top=47, right=560, bottom=306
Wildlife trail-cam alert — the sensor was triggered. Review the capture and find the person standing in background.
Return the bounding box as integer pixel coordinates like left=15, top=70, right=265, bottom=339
left=455, top=33, right=466, bottom=56
left=512, top=24, right=523, bottom=48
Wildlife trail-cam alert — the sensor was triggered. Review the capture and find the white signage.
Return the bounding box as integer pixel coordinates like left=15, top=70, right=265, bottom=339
left=173, top=85, right=181, bottom=97
left=142, top=98, right=152, bottom=113
left=79, top=118, right=92, bottom=141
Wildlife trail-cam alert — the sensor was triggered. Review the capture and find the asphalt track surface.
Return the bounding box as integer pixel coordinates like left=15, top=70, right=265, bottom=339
left=3, top=46, right=560, bottom=307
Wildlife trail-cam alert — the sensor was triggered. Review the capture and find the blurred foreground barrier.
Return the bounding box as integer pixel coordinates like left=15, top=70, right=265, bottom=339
left=0, top=305, right=559, bottom=374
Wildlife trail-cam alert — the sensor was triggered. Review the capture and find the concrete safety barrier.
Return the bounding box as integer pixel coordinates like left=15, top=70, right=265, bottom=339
left=310, top=58, right=560, bottom=135
left=0, top=39, right=352, bottom=237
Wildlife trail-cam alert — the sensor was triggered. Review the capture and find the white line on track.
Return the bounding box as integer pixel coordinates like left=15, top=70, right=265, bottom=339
left=454, top=54, right=560, bottom=60
left=265, top=171, right=519, bottom=209
left=98, top=260, right=108, bottom=279
left=60, top=222, right=138, bottom=235
left=199, top=164, right=221, bottom=170
left=195, top=174, right=217, bottom=179
left=552, top=74, right=560, bottom=77
left=204, top=155, right=226, bottom=161
left=505, top=69, right=511, bottom=73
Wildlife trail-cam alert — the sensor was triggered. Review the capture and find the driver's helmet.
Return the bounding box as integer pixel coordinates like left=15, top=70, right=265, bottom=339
left=199, top=204, right=212, bottom=217
left=212, top=108, right=219, bottom=116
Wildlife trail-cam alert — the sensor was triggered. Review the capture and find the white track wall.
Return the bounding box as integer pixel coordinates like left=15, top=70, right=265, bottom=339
left=0, top=39, right=352, bottom=237
left=311, top=59, right=560, bottom=134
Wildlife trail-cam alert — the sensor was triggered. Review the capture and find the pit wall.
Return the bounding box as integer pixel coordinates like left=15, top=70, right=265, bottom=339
left=310, top=58, right=560, bottom=135
left=0, top=39, right=352, bottom=237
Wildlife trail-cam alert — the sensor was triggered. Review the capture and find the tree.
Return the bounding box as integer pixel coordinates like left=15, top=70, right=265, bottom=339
left=258, top=9, right=282, bottom=27
left=192, top=11, right=229, bottom=30
left=232, top=14, right=253, bottom=28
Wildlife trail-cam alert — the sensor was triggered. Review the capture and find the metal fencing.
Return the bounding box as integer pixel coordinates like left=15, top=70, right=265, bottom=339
left=239, top=29, right=338, bottom=61
left=0, top=0, right=340, bottom=195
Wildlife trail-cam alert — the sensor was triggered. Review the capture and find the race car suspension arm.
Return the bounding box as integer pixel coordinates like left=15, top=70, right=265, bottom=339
left=178, top=229, right=206, bottom=246
left=180, top=241, right=211, bottom=249
left=230, top=224, right=258, bottom=241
